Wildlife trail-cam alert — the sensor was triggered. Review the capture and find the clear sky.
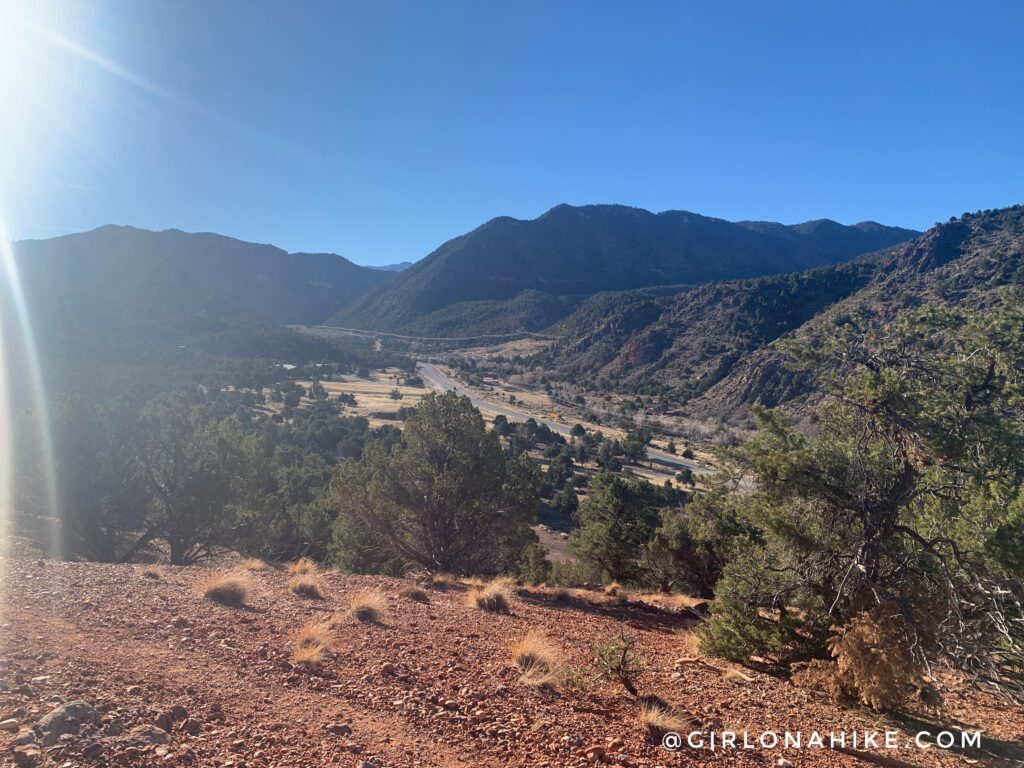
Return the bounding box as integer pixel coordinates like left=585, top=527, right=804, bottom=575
left=1, top=0, right=1021, bottom=265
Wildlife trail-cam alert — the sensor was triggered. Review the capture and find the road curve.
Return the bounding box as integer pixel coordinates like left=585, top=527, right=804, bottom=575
left=417, top=362, right=711, bottom=475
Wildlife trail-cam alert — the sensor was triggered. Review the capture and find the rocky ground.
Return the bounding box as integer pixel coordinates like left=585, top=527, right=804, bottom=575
left=0, top=545, right=1022, bottom=767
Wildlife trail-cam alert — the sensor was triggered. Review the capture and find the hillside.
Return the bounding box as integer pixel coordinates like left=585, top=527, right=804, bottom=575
left=4, top=226, right=399, bottom=399
left=687, top=205, right=1024, bottom=421
left=331, top=204, right=919, bottom=335
left=540, top=254, right=886, bottom=401
left=1, top=548, right=1018, bottom=768
left=14, top=225, right=395, bottom=326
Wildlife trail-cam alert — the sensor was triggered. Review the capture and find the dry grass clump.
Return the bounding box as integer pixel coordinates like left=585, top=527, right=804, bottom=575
left=289, top=620, right=332, bottom=665
left=200, top=571, right=250, bottom=607
left=288, top=574, right=324, bottom=599
left=638, top=696, right=692, bottom=742
left=349, top=589, right=388, bottom=623
left=510, top=631, right=564, bottom=689
left=467, top=577, right=514, bottom=613
left=791, top=603, right=923, bottom=712
left=424, top=573, right=455, bottom=589
left=287, top=557, right=318, bottom=575
left=239, top=558, right=266, bottom=571
left=828, top=602, right=921, bottom=712
left=292, top=644, right=326, bottom=665
left=398, top=585, right=429, bottom=603
left=141, top=564, right=164, bottom=580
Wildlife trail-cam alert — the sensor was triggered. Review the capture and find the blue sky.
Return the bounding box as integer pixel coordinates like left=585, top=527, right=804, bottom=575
left=1, top=0, right=1021, bottom=265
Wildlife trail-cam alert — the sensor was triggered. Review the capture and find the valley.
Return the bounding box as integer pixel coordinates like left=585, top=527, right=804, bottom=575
left=5, top=6, right=1022, bottom=767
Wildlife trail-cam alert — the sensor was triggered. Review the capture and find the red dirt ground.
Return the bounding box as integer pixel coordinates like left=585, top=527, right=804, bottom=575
left=1, top=547, right=1022, bottom=767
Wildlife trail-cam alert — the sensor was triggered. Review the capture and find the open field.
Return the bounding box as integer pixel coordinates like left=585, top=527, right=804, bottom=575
left=1, top=544, right=1021, bottom=768
left=298, top=372, right=430, bottom=428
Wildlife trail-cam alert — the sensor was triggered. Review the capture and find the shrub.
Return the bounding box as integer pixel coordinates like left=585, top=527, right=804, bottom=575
left=591, top=629, right=641, bottom=695
left=290, top=620, right=332, bottom=664
left=517, top=542, right=552, bottom=585
left=828, top=603, right=921, bottom=712
left=425, top=573, right=455, bottom=590
left=398, top=585, right=429, bottom=603
left=287, top=557, right=318, bottom=575
left=292, top=643, right=326, bottom=665
left=549, top=558, right=603, bottom=587
left=510, top=631, right=564, bottom=690
left=638, top=696, right=691, bottom=742
left=141, top=565, right=163, bottom=580
left=288, top=574, right=324, bottom=599
left=467, top=577, right=514, bottom=613
left=349, top=589, right=387, bottom=623
left=200, top=572, right=250, bottom=607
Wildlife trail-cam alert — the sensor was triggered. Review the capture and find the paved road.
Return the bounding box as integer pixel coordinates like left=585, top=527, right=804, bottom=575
left=417, top=362, right=712, bottom=476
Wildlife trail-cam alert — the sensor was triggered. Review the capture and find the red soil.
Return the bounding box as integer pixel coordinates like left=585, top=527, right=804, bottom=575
left=0, top=550, right=1021, bottom=767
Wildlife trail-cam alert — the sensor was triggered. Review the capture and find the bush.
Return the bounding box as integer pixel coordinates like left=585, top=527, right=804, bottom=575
left=638, top=696, right=691, bottom=742
left=517, top=542, right=551, bottom=585
left=290, top=620, right=332, bottom=664
left=200, top=572, right=250, bottom=607
left=591, top=629, right=641, bottom=695
left=349, top=589, right=387, bottom=623
left=288, top=574, right=324, bottom=599
left=697, top=550, right=789, bottom=662
left=829, top=603, right=921, bottom=712
left=467, top=577, right=514, bottom=613
left=549, top=558, right=603, bottom=587
left=510, top=631, right=564, bottom=689
left=398, top=585, right=429, bottom=603
left=287, top=557, right=318, bottom=576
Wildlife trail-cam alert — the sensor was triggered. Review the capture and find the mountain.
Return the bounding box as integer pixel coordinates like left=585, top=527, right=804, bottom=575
left=368, top=261, right=414, bottom=272
left=13, top=225, right=395, bottom=326
left=688, top=205, right=1024, bottom=421
left=332, top=204, right=919, bottom=335
left=540, top=205, right=1023, bottom=425
left=540, top=253, right=887, bottom=401
left=3, top=225, right=400, bottom=399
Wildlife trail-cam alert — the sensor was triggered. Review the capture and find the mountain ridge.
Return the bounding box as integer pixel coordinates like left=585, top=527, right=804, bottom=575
left=332, top=203, right=919, bottom=335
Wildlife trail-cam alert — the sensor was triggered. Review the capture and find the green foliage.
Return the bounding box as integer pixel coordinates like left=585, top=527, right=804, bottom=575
left=140, top=393, right=248, bottom=564
left=330, top=392, right=541, bottom=574
left=517, top=542, right=552, bottom=585
left=591, top=629, right=642, bottom=695
left=16, top=397, right=148, bottom=562
left=569, top=472, right=676, bottom=583
left=703, top=297, right=1024, bottom=691
left=14, top=388, right=377, bottom=565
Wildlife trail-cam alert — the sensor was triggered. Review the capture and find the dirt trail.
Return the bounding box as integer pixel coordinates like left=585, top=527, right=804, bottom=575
left=1, top=554, right=1021, bottom=767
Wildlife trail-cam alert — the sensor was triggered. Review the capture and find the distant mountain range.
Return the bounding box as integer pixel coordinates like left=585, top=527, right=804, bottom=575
left=13, top=225, right=396, bottom=327
left=541, top=205, right=1024, bottom=424
left=331, top=204, right=920, bottom=335
left=7, top=207, right=945, bottom=412
left=368, top=261, right=414, bottom=272
left=5, top=225, right=399, bottom=398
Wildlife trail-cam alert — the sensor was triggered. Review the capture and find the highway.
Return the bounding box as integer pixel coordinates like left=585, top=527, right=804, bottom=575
left=417, top=362, right=712, bottom=476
